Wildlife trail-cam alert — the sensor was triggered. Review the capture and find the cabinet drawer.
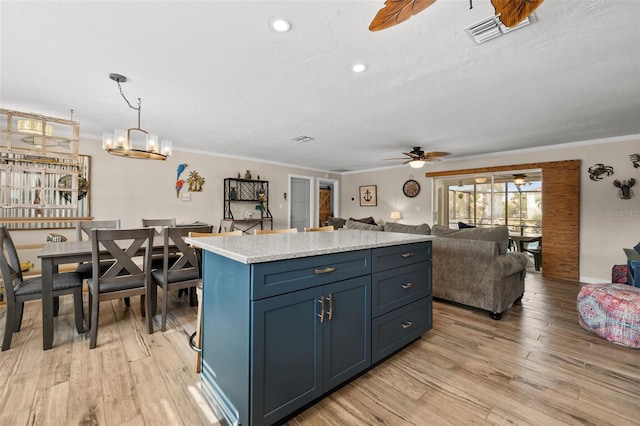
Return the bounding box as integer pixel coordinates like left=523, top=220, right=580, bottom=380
left=372, top=242, right=431, bottom=273
left=372, top=261, right=432, bottom=317
left=371, top=296, right=432, bottom=363
left=251, top=249, right=371, bottom=300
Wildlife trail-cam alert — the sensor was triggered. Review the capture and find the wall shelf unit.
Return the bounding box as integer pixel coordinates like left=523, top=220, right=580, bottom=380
left=223, top=178, right=272, bottom=234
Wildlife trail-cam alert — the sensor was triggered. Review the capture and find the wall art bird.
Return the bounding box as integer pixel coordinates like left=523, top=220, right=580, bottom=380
left=177, top=163, right=188, bottom=180
left=176, top=179, right=184, bottom=198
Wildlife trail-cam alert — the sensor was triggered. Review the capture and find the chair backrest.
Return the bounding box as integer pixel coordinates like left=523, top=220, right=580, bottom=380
left=76, top=219, right=121, bottom=241
left=255, top=228, right=298, bottom=235
left=0, top=226, right=23, bottom=302
left=304, top=225, right=334, bottom=232
left=189, top=230, right=242, bottom=238
left=90, top=227, right=155, bottom=286
left=219, top=219, right=235, bottom=233
left=160, top=225, right=213, bottom=275
left=142, top=218, right=176, bottom=235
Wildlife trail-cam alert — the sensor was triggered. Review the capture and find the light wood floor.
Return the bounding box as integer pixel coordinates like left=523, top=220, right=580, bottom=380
left=1, top=272, right=638, bottom=425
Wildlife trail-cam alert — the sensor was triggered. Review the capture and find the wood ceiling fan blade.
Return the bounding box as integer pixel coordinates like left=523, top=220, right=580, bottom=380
left=402, top=152, right=421, bottom=158
left=423, top=151, right=451, bottom=159
left=383, top=157, right=411, bottom=160
left=492, top=0, right=544, bottom=28
left=369, top=0, right=438, bottom=32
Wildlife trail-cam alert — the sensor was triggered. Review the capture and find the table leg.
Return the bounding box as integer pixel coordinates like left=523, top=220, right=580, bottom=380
left=41, top=258, right=54, bottom=350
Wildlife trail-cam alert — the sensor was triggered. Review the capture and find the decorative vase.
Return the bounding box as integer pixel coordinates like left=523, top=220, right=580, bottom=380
left=245, top=170, right=252, bottom=180
left=230, top=187, right=237, bottom=200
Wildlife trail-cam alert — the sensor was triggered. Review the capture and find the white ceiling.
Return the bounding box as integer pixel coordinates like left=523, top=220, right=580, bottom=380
left=1, top=0, right=639, bottom=172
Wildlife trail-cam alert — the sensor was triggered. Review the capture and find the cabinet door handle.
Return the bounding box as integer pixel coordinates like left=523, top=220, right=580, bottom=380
left=400, top=252, right=414, bottom=258
left=318, top=297, right=325, bottom=323
left=327, top=293, right=333, bottom=320
left=401, top=282, right=413, bottom=289
left=401, top=321, right=413, bottom=329
left=315, top=267, right=336, bottom=274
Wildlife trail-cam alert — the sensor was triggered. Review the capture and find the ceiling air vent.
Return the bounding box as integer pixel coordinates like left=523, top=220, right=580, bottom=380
left=291, top=135, right=314, bottom=143
left=465, top=13, right=537, bottom=45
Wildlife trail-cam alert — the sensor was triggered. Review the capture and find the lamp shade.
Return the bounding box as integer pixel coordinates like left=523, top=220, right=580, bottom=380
left=390, top=211, right=402, bottom=222
left=409, top=160, right=426, bottom=169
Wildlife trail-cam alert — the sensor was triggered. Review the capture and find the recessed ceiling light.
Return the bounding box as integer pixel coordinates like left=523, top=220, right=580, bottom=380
left=270, top=18, right=291, bottom=33
left=352, top=64, right=367, bottom=73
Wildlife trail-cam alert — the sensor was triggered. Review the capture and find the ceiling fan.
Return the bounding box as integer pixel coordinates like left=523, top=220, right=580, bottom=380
left=385, top=147, right=451, bottom=168
left=369, top=0, right=544, bottom=32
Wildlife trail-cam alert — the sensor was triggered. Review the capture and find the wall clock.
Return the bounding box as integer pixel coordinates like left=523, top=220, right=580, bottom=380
left=403, top=179, right=420, bottom=198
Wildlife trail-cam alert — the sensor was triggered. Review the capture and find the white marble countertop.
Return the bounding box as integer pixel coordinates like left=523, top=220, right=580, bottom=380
left=186, top=229, right=435, bottom=264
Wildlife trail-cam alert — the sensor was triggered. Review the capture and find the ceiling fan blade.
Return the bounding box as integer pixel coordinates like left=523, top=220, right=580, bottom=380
left=369, top=0, right=438, bottom=32
left=383, top=157, right=411, bottom=160
left=491, top=0, right=544, bottom=28
left=402, top=152, right=421, bottom=158
left=422, top=151, right=451, bottom=159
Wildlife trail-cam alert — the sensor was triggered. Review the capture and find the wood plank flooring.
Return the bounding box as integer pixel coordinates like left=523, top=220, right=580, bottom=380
left=1, top=272, right=638, bottom=425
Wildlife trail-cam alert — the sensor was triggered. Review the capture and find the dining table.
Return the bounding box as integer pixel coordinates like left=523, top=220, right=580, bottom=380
left=37, top=236, right=178, bottom=350
left=509, top=234, right=542, bottom=252
left=38, top=240, right=94, bottom=350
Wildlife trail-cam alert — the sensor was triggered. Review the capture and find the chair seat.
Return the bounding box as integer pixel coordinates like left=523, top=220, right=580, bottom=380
left=151, top=268, right=199, bottom=284
left=88, top=276, right=147, bottom=293
left=75, top=260, right=116, bottom=280
left=15, top=272, right=83, bottom=296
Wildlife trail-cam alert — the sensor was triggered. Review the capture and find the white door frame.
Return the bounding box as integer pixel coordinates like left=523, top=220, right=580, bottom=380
left=316, top=178, right=339, bottom=227
left=288, top=174, right=315, bottom=229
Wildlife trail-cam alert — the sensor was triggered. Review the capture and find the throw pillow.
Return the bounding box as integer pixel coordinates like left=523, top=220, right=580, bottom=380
left=458, top=222, right=476, bottom=229
left=432, top=224, right=509, bottom=255
left=345, top=218, right=383, bottom=231
left=349, top=216, right=377, bottom=225
left=327, top=217, right=346, bottom=229
left=384, top=222, right=431, bottom=235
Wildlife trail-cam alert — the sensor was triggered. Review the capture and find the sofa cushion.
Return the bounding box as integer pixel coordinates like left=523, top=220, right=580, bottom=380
left=345, top=218, right=383, bottom=231
left=327, top=217, right=346, bottom=229
left=432, top=224, right=510, bottom=255
left=384, top=222, right=431, bottom=235
left=349, top=216, right=377, bottom=225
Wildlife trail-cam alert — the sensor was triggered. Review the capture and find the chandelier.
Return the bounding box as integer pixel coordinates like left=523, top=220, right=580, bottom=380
left=102, top=73, right=172, bottom=160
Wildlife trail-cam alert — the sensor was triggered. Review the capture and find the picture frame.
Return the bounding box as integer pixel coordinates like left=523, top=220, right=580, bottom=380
left=359, top=185, right=377, bottom=207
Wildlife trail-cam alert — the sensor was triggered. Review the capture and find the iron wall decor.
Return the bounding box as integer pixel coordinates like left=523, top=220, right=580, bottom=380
left=588, top=163, right=614, bottom=181
left=630, top=154, right=640, bottom=168
left=359, top=185, right=377, bottom=206
left=614, top=179, right=635, bottom=200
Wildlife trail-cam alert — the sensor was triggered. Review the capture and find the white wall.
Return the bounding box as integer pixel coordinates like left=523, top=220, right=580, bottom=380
left=13, top=136, right=340, bottom=272
left=340, top=136, right=640, bottom=283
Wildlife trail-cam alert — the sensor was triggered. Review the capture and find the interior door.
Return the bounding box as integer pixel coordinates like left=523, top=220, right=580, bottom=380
left=318, top=188, right=331, bottom=226
left=290, top=177, right=311, bottom=231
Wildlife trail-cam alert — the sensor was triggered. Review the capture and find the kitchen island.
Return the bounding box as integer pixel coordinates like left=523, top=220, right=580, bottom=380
left=187, top=229, right=434, bottom=426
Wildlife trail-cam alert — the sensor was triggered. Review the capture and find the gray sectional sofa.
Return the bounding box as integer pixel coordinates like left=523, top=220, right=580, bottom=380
left=431, top=225, right=528, bottom=319
left=327, top=217, right=527, bottom=319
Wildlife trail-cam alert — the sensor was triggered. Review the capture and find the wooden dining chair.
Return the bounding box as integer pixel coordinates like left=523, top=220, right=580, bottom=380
left=151, top=225, right=213, bottom=331
left=74, top=219, right=121, bottom=280
left=0, top=226, right=84, bottom=351
left=254, top=228, right=298, bottom=235
left=304, top=225, right=334, bottom=232
left=88, top=227, right=155, bottom=349
left=187, top=229, right=242, bottom=372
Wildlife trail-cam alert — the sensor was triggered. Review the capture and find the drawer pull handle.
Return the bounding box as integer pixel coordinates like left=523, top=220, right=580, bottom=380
left=401, top=282, right=413, bottom=289
left=315, top=267, right=336, bottom=274
left=401, top=321, right=413, bottom=330
left=400, top=252, right=414, bottom=258
left=318, top=298, right=325, bottom=323
left=327, top=293, right=333, bottom=320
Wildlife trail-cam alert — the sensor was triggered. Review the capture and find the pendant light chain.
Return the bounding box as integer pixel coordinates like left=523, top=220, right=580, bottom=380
left=115, top=79, right=143, bottom=129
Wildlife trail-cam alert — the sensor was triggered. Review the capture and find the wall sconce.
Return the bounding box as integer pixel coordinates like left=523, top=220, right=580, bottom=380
left=390, top=211, right=402, bottom=222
